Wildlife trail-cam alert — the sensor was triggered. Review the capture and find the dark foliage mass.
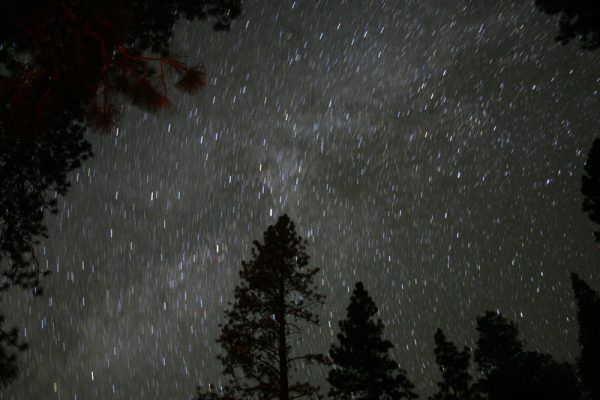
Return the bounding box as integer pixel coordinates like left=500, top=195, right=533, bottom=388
left=0, top=0, right=241, bottom=135
left=0, top=315, right=27, bottom=387
left=533, top=14, right=600, bottom=395
left=0, top=0, right=240, bottom=293
left=532, top=2, right=600, bottom=245
left=474, top=311, right=523, bottom=377
left=582, top=139, right=600, bottom=242
left=572, top=273, right=600, bottom=400
left=327, top=282, right=417, bottom=400
left=0, top=114, right=92, bottom=294
left=474, top=311, right=580, bottom=400
left=536, top=0, right=600, bottom=49
left=1, top=0, right=240, bottom=388
left=430, top=329, right=478, bottom=400
left=211, top=215, right=326, bottom=400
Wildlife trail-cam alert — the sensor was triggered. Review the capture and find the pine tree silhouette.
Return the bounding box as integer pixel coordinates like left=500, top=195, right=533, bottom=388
left=216, top=215, right=326, bottom=400
left=328, top=281, right=417, bottom=400
left=430, top=328, right=478, bottom=400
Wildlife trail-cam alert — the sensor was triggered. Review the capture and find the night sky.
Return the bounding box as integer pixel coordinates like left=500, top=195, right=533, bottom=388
left=3, top=1, right=600, bottom=399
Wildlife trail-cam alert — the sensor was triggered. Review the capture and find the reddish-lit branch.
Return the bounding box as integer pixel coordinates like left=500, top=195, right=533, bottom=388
left=2, top=2, right=207, bottom=135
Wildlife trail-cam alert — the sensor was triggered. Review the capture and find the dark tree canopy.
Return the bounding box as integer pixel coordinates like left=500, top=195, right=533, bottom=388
left=0, top=118, right=91, bottom=293
left=474, top=311, right=523, bottom=378
left=1, top=0, right=241, bottom=137
left=534, top=2, right=600, bottom=244
left=0, top=313, right=28, bottom=387
left=571, top=273, right=600, bottom=400
left=430, top=328, right=478, bottom=400
left=328, top=281, right=417, bottom=400
left=214, top=215, right=325, bottom=400
left=582, top=139, right=600, bottom=243
left=535, top=0, right=600, bottom=49
left=0, top=0, right=240, bottom=293
left=478, top=350, right=580, bottom=400
left=474, top=311, right=580, bottom=400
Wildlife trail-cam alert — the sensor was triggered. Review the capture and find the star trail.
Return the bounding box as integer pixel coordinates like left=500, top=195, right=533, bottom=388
left=2, top=1, right=600, bottom=399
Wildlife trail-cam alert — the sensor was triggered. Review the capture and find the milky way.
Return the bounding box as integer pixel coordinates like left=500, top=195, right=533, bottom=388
left=3, top=1, right=600, bottom=399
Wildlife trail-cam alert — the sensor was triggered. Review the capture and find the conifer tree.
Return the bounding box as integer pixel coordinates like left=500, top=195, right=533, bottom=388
left=571, top=273, right=600, bottom=400
left=474, top=311, right=580, bottom=400
left=328, top=281, right=417, bottom=400
left=216, top=215, right=326, bottom=400
left=474, top=311, right=523, bottom=378
left=430, top=328, right=477, bottom=400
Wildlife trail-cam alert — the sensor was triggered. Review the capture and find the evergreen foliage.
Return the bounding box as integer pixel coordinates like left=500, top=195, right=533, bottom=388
left=582, top=139, right=600, bottom=242
left=0, top=314, right=27, bottom=387
left=535, top=0, right=600, bottom=49
left=474, top=311, right=523, bottom=378
left=474, top=311, right=580, bottom=400
left=216, top=215, right=325, bottom=400
left=0, top=0, right=240, bottom=294
left=430, top=328, right=477, bottom=400
left=571, top=273, right=600, bottom=400
left=328, top=281, right=417, bottom=400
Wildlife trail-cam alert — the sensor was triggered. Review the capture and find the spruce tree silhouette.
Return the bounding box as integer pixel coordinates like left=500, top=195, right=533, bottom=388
left=0, top=0, right=241, bottom=293
left=571, top=273, right=600, bottom=400
left=582, top=139, right=600, bottom=243
left=474, top=311, right=580, bottom=400
left=327, top=281, right=417, bottom=400
left=430, top=328, right=479, bottom=400
left=213, top=215, right=326, bottom=400
left=535, top=0, right=600, bottom=49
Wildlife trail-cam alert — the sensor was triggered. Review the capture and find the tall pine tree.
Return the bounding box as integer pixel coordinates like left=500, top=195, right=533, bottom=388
left=571, top=273, right=600, bottom=400
left=328, top=281, right=417, bottom=400
left=216, top=215, right=325, bottom=400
